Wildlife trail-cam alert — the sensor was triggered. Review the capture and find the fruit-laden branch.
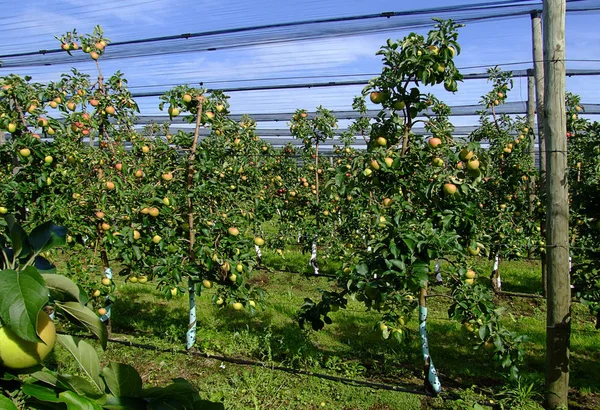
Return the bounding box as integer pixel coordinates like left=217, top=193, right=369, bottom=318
left=95, top=60, right=104, bottom=91
left=11, top=97, right=28, bottom=128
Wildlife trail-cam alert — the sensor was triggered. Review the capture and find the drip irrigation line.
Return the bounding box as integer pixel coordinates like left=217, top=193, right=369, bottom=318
left=256, top=266, right=338, bottom=279
left=495, top=291, right=584, bottom=304
left=61, top=331, right=500, bottom=407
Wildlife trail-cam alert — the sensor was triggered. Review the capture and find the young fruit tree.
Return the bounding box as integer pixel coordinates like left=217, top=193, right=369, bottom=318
left=297, top=19, right=525, bottom=393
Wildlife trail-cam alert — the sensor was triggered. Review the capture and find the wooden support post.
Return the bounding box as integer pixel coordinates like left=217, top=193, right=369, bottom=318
left=543, top=1, right=571, bottom=408
left=532, top=9, right=548, bottom=296
left=526, top=69, right=537, bottom=215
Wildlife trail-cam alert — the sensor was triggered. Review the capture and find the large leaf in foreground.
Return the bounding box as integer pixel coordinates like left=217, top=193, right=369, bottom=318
left=5, top=214, right=30, bottom=259
left=22, top=383, right=61, bottom=403
left=28, top=222, right=67, bottom=253
left=57, top=335, right=104, bottom=393
left=43, top=274, right=81, bottom=303
left=0, top=266, right=48, bottom=342
left=102, top=362, right=142, bottom=398
left=0, top=395, right=18, bottom=410
left=58, top=391, right=103, bottom=410
left=56, top=301, right=107, bottom=349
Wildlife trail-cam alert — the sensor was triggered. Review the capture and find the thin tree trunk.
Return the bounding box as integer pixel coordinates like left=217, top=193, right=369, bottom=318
left=186, top=97, right=204, bottom=351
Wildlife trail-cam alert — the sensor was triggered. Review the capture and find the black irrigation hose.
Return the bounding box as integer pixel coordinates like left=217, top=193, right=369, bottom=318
left=61, top=331, right=501, bottom=408
left=255, top=266, right=338, bottom=279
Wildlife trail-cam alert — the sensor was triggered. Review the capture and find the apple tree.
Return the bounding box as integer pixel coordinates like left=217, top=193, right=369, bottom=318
left=468, top=67, right=541, bottom=292
left=285, top=107, right=339, bottom=274
left=566, top=95, right=600, bottom=327
left=297, top=20, right=525, bottom=392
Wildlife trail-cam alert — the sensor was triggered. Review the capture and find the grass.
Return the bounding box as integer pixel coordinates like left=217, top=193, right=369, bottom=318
left=49, top=248, right=600, bottom=410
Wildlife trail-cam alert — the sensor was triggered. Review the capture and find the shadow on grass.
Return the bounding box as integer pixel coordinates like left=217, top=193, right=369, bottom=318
left=108, top=280, right=600, bottom=397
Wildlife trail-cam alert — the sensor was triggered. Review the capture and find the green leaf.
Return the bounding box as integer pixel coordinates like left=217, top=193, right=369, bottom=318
left=132, top=245, right=142, bottom=261
left=402, top=237, right=416, bottom=253
left=335, top=172, right=344, bottom=187
left=194, top=400, right=225, bottom=410
left=58, top=391, right=103, bottom=410
left=104, top=396, right=147, bottom=410
left=354, top=263, right=368, bottom=276
left=56, top=335, right=104, bottom=393
left=56, top=374, right=105, bottom=400
left=22, top=383, right=61, bottom=403
left=30, top=370, right=59, bottom=387
left=28, top=222, right=67, bottom=253
left=0, top=266, right=48, bottom=342
left=102, top=362, right=142, bottom=398
left=412, top=261, right=430, bottom=287
left=143, top=378, right=200, bottom=408
left=34, top=256, right=56, bottom=273
left=389, top=239, right=399, bottom=259
left=43, top=274, right=81, bottom=303
left=0, top=395, right=18, bottom=410
left=6, top=215, right=30, bottom=259
left=56, top=302, right=107, bottom=349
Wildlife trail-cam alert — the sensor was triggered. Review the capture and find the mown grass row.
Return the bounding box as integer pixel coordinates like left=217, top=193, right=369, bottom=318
left=49, top=248, right=599, bottom=409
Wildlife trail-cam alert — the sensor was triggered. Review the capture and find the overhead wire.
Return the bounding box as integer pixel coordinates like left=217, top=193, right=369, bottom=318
left=2, top=0, right=600, bottom=69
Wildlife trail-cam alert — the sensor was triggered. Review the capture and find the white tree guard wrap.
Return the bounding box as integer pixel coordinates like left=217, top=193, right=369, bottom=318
left=255, top=244, right=262, bottom=260
left=434, top=259, right=442, bottom=283
left=419, top=306, right=442, bottom=394
left=493, top=254, right=501, bottom=289
left=570, top=256, right=574, bottom=289
left=48, top=293, right=55, bottom=321
left=309, top=239, right=319, bottom=275
left=186, top=280, right=197, bottom=350
left=100, top=268, right=112, bottom=323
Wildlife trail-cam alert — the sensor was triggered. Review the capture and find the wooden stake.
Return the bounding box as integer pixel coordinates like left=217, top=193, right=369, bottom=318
left=526, top=70, right=537, bottom=215
left=543, top=1, right=571, bottom=407
left=532, top=9, right=548, bottom=296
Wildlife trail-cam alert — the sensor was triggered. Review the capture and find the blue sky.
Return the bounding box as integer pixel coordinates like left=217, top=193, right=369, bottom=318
left=1, top=0, right=599, bottom=130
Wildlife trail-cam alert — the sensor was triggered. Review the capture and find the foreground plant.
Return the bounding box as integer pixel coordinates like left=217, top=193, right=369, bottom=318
left=0, top=216, right=223, bottom=409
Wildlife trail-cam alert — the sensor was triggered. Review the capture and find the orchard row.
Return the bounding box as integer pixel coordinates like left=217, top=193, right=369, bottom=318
left=1, top=21, right=599, bottom=390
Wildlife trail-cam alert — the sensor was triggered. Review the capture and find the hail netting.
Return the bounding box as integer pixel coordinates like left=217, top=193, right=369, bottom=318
left=2, top=1, right=600, bottom=70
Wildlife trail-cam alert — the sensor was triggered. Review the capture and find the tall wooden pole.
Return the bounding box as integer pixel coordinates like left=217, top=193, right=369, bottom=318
left=532, top=9, right=548, bottom=295
left=543, top=1, right=570, bottom=408
left=526, top=69, right=537, bottom=215
left=532, top=10, right=545, bottom=176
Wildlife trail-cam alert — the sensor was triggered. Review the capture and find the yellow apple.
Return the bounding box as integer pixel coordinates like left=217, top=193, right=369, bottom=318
left=0, top=312, right=56, bottom=369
